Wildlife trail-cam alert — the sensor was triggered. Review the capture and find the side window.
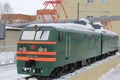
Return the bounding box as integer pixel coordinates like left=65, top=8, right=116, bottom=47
left=35, top=31, right=50, bottom=40
left=58, top=32, right=63, bottom=42
left=100, top=0, right=109, bottom=4
left=37, top=15, right=41, bottom=21
left=87, top=0, right=93, bottom=4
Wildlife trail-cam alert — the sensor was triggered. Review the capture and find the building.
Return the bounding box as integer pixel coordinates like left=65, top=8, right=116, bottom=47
left=0, top=27, right=21, bottom=51
left=1, top=14, right=36, bottom=24
left=57, top=0, right=120, bottom=36
left=36, top=9, right=56, bottom=22
left=1, top=9, right=56, bottom=24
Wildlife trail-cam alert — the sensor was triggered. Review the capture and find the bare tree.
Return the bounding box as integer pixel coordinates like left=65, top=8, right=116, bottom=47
left=3, top=2, right=13, bottom=14
left=1, top=2, right=14, bottom=24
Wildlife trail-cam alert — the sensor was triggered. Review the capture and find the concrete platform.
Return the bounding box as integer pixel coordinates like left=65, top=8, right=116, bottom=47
left=68, top=54, right=120, bottom=80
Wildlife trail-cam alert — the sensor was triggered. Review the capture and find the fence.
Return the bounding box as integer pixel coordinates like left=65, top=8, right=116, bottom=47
left=0, top=46, right=16, bottom=66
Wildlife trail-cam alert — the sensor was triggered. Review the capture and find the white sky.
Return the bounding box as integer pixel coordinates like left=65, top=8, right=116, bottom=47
left=0, top=0, right=46, bottom=15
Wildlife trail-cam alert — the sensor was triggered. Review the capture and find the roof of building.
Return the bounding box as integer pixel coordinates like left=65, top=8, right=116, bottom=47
left=37, top=9, right=56, bottom=15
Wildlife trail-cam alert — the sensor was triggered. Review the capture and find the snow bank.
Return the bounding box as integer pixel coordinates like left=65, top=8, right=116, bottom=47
left=0, top=64, right=29, bottom=80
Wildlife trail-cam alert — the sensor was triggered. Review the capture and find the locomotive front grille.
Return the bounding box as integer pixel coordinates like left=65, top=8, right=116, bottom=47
left=25, top=60, right=35, bottom=67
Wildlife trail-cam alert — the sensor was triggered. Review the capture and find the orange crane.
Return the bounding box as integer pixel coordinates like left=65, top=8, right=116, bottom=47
left=40, top=0, right=68, bottom=23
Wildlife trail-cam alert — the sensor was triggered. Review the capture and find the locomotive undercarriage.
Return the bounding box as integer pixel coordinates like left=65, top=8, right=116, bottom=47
left=48, top=50, right=118, bottom=78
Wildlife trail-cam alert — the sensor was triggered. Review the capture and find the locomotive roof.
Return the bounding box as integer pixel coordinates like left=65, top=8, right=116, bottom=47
left=24, top=23, right=117, bottom=35
left=93, top=22, right=117, bottom=35
left=25, top=23, right=95, bottom=32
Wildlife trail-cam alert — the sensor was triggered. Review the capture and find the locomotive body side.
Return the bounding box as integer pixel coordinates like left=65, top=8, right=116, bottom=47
left=101, top=32, right=119, bottom=54
left=54, top=29, right=101, bottom=67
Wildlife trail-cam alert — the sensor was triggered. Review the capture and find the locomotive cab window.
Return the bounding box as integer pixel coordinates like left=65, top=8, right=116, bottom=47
left=21, top=31, right=50, bottom=40
left=21, top=31, right=35, bottom=40
left=35, top=31, right=50, bottom=40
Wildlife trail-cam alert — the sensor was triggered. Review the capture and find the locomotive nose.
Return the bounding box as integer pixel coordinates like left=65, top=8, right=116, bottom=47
left=25, top=60, right=35, bottom=67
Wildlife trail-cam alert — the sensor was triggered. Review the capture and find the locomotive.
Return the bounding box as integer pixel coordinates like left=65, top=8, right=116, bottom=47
left=16, top=19, right=119, bottom=78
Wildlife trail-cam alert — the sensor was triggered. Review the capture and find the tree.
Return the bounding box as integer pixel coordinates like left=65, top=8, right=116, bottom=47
left=3, top=2, right=13, bottom=14
left=0, top=2, right=14, bottom=24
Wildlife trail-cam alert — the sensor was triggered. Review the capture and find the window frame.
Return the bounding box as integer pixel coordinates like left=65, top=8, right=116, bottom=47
left=100, top=0, right=109, bottom=4
left=87, top=0, right=93, bottom=4
left=21, top=31, right=50, bottom=41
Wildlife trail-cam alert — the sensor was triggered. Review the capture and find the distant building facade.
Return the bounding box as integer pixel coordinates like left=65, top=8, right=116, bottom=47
left=1, top=14, right=36, bottom=24
left=36, top=9, right=56, bottom=22
left=1, top=9, right=56, bottom=24
left=57, top=0, right=120, bottom=36
left=58, top=0, right=119, bottom=20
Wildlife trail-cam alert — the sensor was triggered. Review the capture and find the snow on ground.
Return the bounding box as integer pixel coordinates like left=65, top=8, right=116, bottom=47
left=0, top=51, right=29, bottom=80
left=98, top=64, right=120, bottom=80
left=0, top=64, right=29, bottom=80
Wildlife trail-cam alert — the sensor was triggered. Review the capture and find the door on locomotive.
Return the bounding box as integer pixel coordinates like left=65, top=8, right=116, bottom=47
left=65, top=36, right=71, bottom=59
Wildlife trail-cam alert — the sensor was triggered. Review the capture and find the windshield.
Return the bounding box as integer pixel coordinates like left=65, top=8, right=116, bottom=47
left=21, top=31, right=50, bottom=40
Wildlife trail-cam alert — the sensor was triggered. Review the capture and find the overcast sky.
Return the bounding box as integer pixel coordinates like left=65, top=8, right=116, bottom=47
left=0, top=0, right=46, bottom=15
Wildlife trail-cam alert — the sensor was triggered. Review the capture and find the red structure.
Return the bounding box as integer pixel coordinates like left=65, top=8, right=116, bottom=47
left=102, top=20, right=112, bottom=31
left=41, top=0, right=68, bottom=23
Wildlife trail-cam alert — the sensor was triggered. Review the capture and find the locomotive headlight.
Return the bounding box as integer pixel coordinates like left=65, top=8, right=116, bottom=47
left=43, top=48, right=47, bottom=52
left=22, top=47, right=27, bottom=52
left=18, top=47, right=23, bottom=51
left=18, top=47, right=26, bottom=52
left=38, top=47, right=44, bottom=52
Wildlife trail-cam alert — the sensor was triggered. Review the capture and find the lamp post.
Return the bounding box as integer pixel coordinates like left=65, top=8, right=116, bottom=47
left=77, top=2, right=80, bottom=21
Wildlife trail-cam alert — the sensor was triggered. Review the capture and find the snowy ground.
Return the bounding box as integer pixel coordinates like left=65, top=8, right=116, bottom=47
left=99, top=64, right=120, bottom=80
left=0, top=51, right=29, bottom=80
left=0, top=52, right=120, bottom=80
left=0, top=64, right=29, bottom=80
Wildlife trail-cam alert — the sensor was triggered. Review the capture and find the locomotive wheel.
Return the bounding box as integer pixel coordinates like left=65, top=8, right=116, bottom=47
left=50, top=67, right=63, bottom=78
left=76, top=61, right=82, bottom=69
left=68, top=63, right=76, bottom=73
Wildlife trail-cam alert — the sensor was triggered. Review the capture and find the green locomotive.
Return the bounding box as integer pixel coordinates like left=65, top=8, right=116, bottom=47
left=16, top=21, right=119, bottom=77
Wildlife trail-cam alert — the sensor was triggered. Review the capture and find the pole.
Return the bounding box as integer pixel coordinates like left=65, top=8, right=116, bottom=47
left=77, top=2, right=80, bottom=20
